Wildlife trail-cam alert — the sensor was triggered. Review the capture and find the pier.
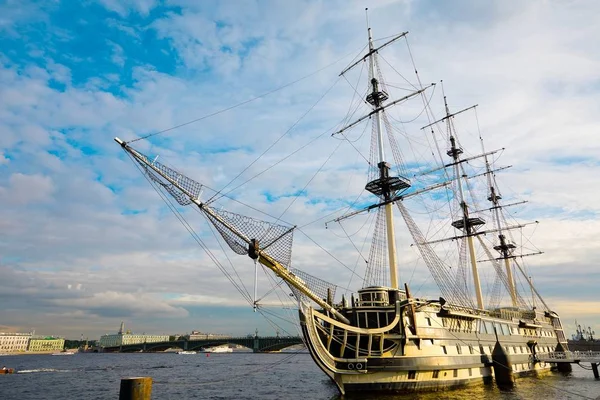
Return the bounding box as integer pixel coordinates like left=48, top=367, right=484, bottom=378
left=537, top=351, right=600, bottom=378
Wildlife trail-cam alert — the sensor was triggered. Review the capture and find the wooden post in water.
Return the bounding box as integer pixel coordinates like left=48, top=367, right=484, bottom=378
left=592, top=363, right=599, bottom=379
left=119, top=377, right=152, bottom=400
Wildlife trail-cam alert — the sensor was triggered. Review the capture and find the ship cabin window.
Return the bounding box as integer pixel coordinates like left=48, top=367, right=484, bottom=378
left=425, top=317, right=432, bottom=326
left=513, top=346, right=517, bottom=354
left=469, top=368, right=473, bottom=377
left=456, top=345, right=462, bottom=354
left=433, top=370, right=439, bottom=379
left=408, top=370, right=416, bottom=380
left=359, top=290, right=389, bottom=307
left=484, top=321, right=494, bottom=334
left=442, top=345, right=447, bottom=354
left=453, top=369, right=458, bottom=378
left=469, top=345, right=474, bottom=354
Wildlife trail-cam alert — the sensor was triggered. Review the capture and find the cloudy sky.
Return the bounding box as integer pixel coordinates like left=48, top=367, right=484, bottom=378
left=1, top=0, right=599, bottom=340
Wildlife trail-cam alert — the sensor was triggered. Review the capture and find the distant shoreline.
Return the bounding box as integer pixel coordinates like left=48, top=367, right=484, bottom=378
left=0, top=350, right=78, bottom=356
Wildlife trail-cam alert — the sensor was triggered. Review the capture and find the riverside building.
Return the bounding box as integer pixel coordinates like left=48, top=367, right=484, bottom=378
left=28, top=337, right=65, bottom=352
left=0, top=332, right=32, bottom=353
left=99, top=322, right=169, bottom=347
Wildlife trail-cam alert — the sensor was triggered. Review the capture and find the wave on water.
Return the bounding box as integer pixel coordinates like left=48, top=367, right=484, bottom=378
left=17, top=368, right=73, bottom=374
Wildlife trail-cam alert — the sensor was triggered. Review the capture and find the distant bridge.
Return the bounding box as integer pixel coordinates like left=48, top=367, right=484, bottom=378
left=103, top=336, right=304, bottom=353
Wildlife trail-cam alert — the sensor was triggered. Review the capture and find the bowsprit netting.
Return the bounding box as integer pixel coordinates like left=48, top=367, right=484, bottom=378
left=289, top=268, right=338, bottom=303
left=142, top=159, right=203, bottom=206
left=204, top=207, right=295, bottom=269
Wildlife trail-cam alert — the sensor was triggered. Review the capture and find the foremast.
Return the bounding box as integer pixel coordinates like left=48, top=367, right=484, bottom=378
left=114, top=137, right=350, bottom=324
left=365, top=26, right=402, bottom=289
left=335, top=27, right=422, bottom=290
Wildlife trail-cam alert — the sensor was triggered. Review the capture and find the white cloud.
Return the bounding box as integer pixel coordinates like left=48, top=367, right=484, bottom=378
left=98, top=0, right=158, bottom=17
left=51, top=291, right=190, bottom=318
left=0, top=173, right=55, bottom=205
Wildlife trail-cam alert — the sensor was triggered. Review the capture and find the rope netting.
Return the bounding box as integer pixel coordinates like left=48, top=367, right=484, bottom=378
left=131, top=149, right=341, bottom=306
left=288, top=268, right=337, bottom=304
left=142, top=159, right=203, bottom=206
left=203, top=209, right=338, bottom=302
left=204, top=208, right=294, bottom=269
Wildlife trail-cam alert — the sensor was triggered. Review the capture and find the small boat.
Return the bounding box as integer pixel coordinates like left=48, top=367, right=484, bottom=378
left=203, top=345, right=233, bottom=353
left=51, top=351, right=75, bottom=356
left=0, top=368, right=15, bottom=374
left=177, top=350, right=197, bottom=355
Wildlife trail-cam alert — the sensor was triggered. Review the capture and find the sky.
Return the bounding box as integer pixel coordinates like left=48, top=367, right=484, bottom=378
left=1, top=0, right=599, bottom=340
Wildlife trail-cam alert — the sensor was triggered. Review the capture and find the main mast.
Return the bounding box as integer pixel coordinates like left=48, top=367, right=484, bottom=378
left=443, top=96, right=485, bottom=309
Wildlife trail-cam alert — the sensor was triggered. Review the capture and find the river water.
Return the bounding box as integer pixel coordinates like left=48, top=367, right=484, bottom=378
left=1, top=351, right=598, bottom=399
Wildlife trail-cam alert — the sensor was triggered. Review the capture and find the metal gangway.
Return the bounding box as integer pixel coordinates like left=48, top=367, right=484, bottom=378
left=537, top=351, right=600, bottom=378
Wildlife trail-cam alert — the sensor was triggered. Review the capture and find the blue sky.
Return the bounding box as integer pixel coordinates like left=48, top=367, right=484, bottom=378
left=1, top=0, right=600, bottom=340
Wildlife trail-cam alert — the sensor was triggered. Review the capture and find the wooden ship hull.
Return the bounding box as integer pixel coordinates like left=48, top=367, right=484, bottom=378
left=299, top=287, right=568, bottom=395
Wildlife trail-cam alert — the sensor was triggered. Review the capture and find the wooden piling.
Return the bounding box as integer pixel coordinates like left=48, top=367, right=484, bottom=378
left=592, top=363, right=599, bottom=379
left=119, top=377, right=152, bottom=400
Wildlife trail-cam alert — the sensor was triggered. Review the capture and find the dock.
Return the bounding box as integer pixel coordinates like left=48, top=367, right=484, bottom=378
left=537, top=351, right=600, bottom=378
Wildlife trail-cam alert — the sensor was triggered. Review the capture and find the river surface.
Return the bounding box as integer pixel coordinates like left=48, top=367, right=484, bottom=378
left=1, top=351, right=599, bottom=399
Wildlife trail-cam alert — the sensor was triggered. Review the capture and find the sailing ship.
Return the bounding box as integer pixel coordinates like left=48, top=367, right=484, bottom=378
left=114, top=24, right=571, bottom=395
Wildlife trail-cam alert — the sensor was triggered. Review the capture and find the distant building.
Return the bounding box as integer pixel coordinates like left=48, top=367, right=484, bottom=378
left=99, top=322, right=169, bottom=347
left=0, top=332, right=32, bottom=353
left=186, top=330, right=231, bottom=340
left=28, top=337, right=65, bottom=352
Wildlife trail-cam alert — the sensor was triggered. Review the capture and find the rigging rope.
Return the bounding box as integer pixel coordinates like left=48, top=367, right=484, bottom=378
left=126, top=151, right=254, bottom=305
left=207, top=76, right=343, bottom=204
left=128, top=48, right=360, bottom=143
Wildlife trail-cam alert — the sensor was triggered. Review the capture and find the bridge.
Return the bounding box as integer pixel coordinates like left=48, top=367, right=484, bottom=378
left=537, top=351, right=600, bottom=379
left=103, top=336, right=304, bottom=354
